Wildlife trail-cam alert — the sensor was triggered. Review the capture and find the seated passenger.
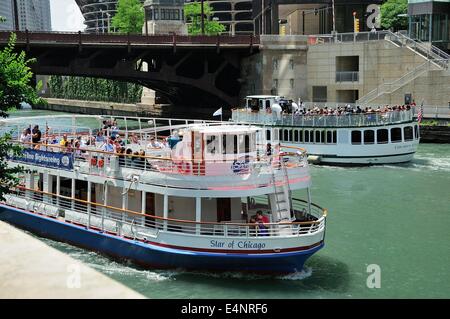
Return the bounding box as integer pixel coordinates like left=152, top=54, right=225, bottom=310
left=148, top=136, right=163, bottom=149
left=256, top=210, right=270, bottom=224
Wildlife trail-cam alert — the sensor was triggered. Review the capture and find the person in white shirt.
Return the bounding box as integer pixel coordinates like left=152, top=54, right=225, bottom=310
left=20, top=129, right=31, bottom=147
left=147, top=136, right=163, bottom=149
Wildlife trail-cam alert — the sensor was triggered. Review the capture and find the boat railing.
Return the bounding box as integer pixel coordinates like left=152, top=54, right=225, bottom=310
left=4, top=187, right=327, bottom=240
left=231, top=108, right=414, bottom=127
left=7, top=141, right=308, bottom=186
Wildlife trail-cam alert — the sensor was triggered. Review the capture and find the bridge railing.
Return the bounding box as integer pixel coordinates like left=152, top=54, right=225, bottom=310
left=0, top=30, right=260, bottom=46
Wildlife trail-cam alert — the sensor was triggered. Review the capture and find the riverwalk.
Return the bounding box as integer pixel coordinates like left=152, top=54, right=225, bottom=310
left=0, top=221, right=145, bottom=299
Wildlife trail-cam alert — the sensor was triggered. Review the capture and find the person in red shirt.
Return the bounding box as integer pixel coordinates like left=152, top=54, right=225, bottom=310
left=256, top=210, right=270, bottom=224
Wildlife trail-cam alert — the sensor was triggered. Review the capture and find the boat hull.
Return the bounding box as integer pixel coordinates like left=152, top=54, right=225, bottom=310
left=0, top=204, right=323, bottom=274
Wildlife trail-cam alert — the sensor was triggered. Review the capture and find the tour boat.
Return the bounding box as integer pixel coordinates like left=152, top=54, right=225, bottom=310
left=231, top=95, right=420, bottom=165
left=0, top=115, right=327, bottom=274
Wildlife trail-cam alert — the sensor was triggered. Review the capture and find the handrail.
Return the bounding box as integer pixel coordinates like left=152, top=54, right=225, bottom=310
left=10, top=186, right=327, bottom=227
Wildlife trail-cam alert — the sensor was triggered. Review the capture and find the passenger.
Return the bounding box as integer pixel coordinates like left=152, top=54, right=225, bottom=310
left=20, top=129, right=31, bottom=147
left=266, top=143, right=272, bottom=156
left=95, top=131, right=105, bottom=143
left=249, top=216, right=257, bottom=236
left=256, top=210, right=270, bottom=224
left=167, top=131, right=180, bottom=149
left=255, top=214, right=269, bottom=237
left=59, top=134, right=68, bottom=150
left=129, top=133, right=139, bottom=144
left=125, top=148, right=133, bottom=167
left=102, top=138, right=114, bottom=153
left=148, top=136, right=163, bottom=149
left=31, top=125, right=42, bottom=146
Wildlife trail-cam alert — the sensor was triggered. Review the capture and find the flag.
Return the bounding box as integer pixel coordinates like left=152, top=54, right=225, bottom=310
left=417, top=104, right=423, bottom=124
left=213, top=107, right=222, bottom=117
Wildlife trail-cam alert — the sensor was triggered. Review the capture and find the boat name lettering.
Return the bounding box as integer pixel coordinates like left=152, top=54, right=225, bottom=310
left=11, top=149, right=73, bottom=170
left=231, top=157, right=250, bottom=174
left=210, top=240, right=266, bottom=250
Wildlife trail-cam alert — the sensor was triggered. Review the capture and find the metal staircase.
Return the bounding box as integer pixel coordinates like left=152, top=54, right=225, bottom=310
left=357, top=31, right=450, bottom=105
left=269, top=158, right=292, bottom=223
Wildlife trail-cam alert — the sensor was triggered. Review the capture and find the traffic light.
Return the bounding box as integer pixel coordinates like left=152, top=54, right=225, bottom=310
left=354, top=18, right=360, bottom=33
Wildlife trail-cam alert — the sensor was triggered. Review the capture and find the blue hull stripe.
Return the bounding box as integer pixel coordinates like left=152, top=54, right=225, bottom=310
left=0, top=204, right=323, bottom=273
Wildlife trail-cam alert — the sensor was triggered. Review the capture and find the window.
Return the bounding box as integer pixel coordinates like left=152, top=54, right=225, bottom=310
left=206, top=135, right=217, bottom=154
left=404, top=126, right=413, bottom=141
left=304, top=130, right=310, bottom=143
left=351, top=131, right=362, bottom=144
left=294, top=130, right=299, bottom=142
left=364, top=130, right=375, bottom=144
left=312, top=86, right=327, bottom=103
left=299, top=130, right=304, bottom=143
left=222, top=135, right=227, bottom=154
left=333, top=131, right=337, bottom=144
left=326, top=131, right=332, bottom=144
left=233, top=135, right=238, bottom=153
left=266, top=129, right=271, bottom=141
left=391, top=128, right=402, bottom=143
left=315, top=130, right=321, bottom=143
left=377, top=129, right=388, bottom=144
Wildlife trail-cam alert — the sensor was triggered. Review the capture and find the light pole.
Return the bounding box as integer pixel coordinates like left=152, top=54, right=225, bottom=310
left=106, top=12, right=111, bottom=33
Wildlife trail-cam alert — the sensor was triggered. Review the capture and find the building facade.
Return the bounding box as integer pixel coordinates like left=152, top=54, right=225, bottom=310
left=408, top=0, right=450, bottom=51
left=0, top=0, right=51, bottom=31
left=143, top=0, right=187, bottom=35
left=253, top=0, right=382, bottom=35
left=209, top=0, right=253, bottom=35
left=75, top=0, right=145, bottom=33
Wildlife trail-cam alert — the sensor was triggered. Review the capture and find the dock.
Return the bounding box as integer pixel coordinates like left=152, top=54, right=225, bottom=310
left=0, top=221, right=145, bottom=299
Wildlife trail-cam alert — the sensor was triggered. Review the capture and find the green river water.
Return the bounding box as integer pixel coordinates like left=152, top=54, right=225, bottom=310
left=6, top=109, right=450, bottom=298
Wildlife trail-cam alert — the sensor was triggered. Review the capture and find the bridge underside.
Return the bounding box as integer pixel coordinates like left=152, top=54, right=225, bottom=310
left=14, top=44, right=251, bottom=108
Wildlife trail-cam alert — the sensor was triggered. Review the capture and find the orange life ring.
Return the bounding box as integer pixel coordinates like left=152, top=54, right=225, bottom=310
left=90, top=157, right=97, bottom=166
left=98, top=158, right=104, bottom=168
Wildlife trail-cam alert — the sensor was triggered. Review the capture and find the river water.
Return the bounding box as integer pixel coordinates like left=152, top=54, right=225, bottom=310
left=6, top=109, right=450, bottom=298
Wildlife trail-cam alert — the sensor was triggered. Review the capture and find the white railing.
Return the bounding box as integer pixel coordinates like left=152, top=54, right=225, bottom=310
left=3, top=188, right=327, bottom=240
left=232, top=109, right=414, bottom=127
left=336, top=71, right=359, bottom=82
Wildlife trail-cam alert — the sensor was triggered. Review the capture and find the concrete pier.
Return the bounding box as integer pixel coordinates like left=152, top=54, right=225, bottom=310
left=0, top=221, right=145, bottom=299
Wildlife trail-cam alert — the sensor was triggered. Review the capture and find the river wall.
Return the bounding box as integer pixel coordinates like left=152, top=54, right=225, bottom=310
left=419, top=126, right=450, bottom=143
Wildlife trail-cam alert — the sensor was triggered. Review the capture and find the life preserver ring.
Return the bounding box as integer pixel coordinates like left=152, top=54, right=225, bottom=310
left=90, top=157, right=97, bottom=166
left=176, top=161, right=191, bottom=175
left=98, top=158, right=104, bottom=168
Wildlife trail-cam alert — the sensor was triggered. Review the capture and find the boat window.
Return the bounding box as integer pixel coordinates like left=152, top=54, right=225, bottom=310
left=414, top=125, right=419, bottom=139
left=333, top=131, right=337, bottom=144
left=222, top=135, right=227, bottom=154
left=265, top=100, right=271, bottom=110
left=364, top=130, right=375, bottom=144
left=391, top=127, right=402, bottom=143
left=266, top=129, right=271, bottom=141
left=351, top=131, right=362, bottom=145
left=249, top=99, right=259, bottom=111
left=326, top=131, right=332, bottom=143
left=206, top=135, right=218, bottom=154
left=321, top=130, right=325, bottom=144
left=315, top=130, right=321, bottom=143
left=404, top=126, right=413, bottom=141
left=284, top=129, right=290, bottom=142
left=377, top=129, right=388, bottom=144
left=299, top=130, right=303, bottom=143
left=233, top=135, right=238, bottom=153
left=294, top=130, right=299, bottom=142
left=304, top=130, right=310, bottom=143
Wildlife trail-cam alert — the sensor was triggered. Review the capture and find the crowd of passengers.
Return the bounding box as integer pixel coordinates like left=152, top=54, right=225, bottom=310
left=18, top=119, right=181, bottom=167
left=250, top=99, right=414, bottom=116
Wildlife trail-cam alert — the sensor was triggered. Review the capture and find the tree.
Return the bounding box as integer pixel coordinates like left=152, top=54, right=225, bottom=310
left=381, top=0, right=408, bottom=31
left=111, top=0, right=145, bottom=34
left=184, top=2, right=226, bottom=36
left=0, top=33, right=43, bottom=200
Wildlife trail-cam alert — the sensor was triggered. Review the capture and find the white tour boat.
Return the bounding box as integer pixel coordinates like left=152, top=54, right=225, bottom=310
left=0, top=115, right=327, bottom=274
left=231, top=95, right=420, bottom=165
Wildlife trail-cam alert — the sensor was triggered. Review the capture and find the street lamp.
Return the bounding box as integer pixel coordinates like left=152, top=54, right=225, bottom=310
left=106, top=12, right=111, bottom=33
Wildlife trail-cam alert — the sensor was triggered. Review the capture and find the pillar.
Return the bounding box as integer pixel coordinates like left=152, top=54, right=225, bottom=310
left=195, top=197, right=201, bottom=235
left=163, top=194, right=168, bottom=231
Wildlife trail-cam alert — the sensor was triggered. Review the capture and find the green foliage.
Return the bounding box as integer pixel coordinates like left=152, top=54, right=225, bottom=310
left=48, top=76, right=143, bottom=104
left=0, top=133, right=24, bottom=201
left=0, top=16, right=6, bottom=23
left=184, top=2, right=226, bottom=35
left=0, top=33, right=40, bottom=199
left=381, top=0, right=408, bottom=31
left=0, top=33, right=44, bottom=117
left=111, top=0, right=145, bottom=34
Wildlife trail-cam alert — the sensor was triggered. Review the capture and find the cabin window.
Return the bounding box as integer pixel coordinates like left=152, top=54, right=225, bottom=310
left=299, top=130, right=304, bottom=143
left=333, top=131, right=337, bottom=144
left=266, top=129, right=271, bottom=141
left=265, top=100, right=271, bottom=110
left=304, top=130, right=310, bottom=143
left=321, top=130, right=325, bottom=144
left=364, top=130, right=375, bottom=144
left=404, top=126, right=413, bottom=141
left=377, top=129, right=388, bottom=144
left=414, top=125, right=419, bottom=139
left=206, top=135, right=217, bottom=154
left=351, top=131, right=362, bottom=144
left=391, top=128, right=402, bottom=143
left=233, top=135, right=238, bottom=153
left=326, top=131, right=332, bottom=144
left=222, top=135, right=227, bottom=154
left=283, top=129, right=291, bottom=142
left=315, top=130, right=321, bottom=143
left=294, top=130, right=299, bottom=142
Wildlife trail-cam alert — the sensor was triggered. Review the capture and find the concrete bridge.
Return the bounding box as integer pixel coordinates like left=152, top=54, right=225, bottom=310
left=0, top=31, right=260, bottom=107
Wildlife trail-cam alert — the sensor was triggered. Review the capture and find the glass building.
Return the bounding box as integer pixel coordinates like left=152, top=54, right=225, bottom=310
left=408, top=0, right=450, bottom=51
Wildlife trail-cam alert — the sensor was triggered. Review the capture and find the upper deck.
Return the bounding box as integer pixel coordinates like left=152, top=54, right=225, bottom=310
left=232, top=96, right=416, bottom=128
left=2, top=116, right=311, bottom=197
